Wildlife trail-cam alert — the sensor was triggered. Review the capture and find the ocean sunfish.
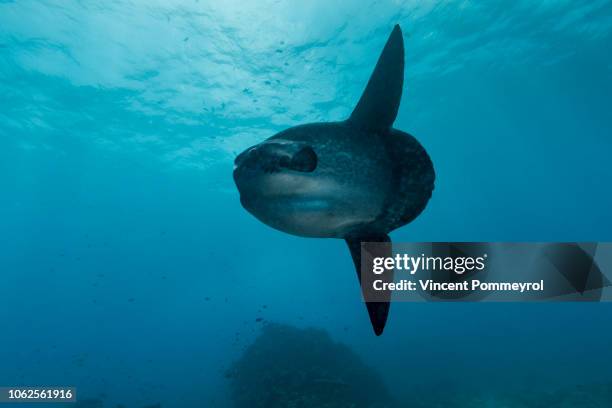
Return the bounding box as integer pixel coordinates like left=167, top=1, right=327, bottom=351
left=233, top=25, right=435, bottom=335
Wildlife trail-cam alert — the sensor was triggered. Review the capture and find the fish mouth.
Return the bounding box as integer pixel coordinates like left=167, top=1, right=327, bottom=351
left=232, top=167, right=287, bottom=195
left=232, top=162, right=287, bottom=190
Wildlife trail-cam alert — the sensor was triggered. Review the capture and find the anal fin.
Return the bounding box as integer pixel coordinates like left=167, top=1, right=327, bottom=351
left=345, top=233, right=393, bottom=336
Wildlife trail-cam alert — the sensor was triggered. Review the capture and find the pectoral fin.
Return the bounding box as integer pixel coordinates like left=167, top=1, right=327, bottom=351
left=345, top=233, right=393, bottom=336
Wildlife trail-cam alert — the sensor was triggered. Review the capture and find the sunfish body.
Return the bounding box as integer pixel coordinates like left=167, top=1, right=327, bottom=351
left=233, top=25, right=435, bottom=335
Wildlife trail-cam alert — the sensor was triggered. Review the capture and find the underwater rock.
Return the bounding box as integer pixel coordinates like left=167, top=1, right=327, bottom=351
left=227, top=323, right=394, bottom=408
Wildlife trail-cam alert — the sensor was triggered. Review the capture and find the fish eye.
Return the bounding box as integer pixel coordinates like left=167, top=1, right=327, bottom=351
left=289, top=146, right=317, bottom=172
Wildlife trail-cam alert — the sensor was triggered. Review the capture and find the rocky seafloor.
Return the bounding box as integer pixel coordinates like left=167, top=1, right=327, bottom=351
left=70, top=323, right=612, bottom=407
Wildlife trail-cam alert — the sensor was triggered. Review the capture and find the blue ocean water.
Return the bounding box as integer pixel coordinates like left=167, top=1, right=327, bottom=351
left=1, top=1, right=612, bottom=407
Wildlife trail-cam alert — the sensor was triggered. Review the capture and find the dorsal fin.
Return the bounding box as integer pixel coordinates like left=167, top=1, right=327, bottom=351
left=348, top=24, right=404, bottom=131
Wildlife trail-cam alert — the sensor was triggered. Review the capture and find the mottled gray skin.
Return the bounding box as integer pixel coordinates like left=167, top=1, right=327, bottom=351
left=233, top=25, right=434, bottom=336
left=233, top=122, right=434, bottom=239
